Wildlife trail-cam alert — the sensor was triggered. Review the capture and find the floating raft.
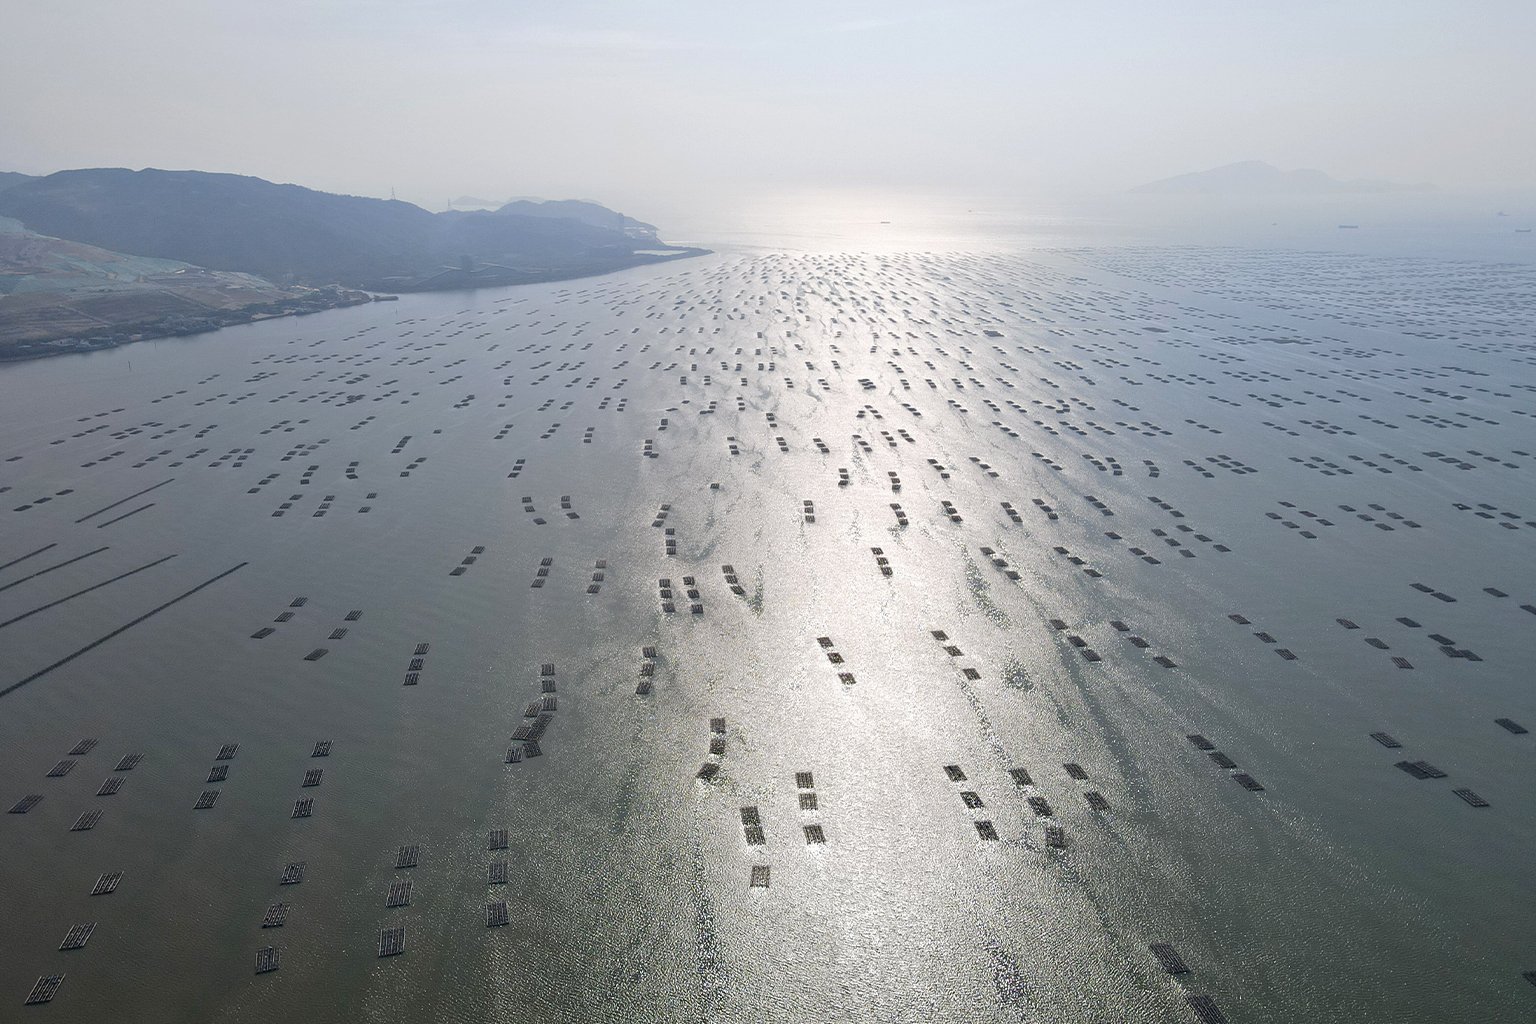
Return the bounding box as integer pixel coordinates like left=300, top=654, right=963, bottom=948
left=261, top=903, right=288, bottom=928
left=1084, top=791, right=1110, bottom=811
left=1453, top=788, right=1489, bottom=807
left=1044, top=826, right=1066, bottom=849
left=255, top=947, right=280, bottom=975
left=1209, top=751, right=1237, bottom=769
left=90, top=871, right=122, bottom=895
left=48, top=759, right=76, bottom=778
left=216, top=743, right=239, bottom=761
left=68, top=738, right=98, bottom=756
left=279, top=862, right=306, bottom=885
left=960, top=791, right=984, bottom=809
left=386, top=880, right=412, bottom=907
left=303, top=648, right=328, bottom=661
left=378, top=926, right=406, bottom=957
left=207, top=766, right=228, bottom=784
left=71, top=810, right=102, bottom=831
left=795, top=771, right=815, bottom=789
left=1028, top=796, right=1052, bottom=817
left=1369, top=732, right=1402, bottom=749
left=396, top=845, right=420, bottom=869
left=291, top=798, right=313, bottom=819
left=24, top=975, right=64, bottom=1005
left=750, top=865, right=771, bottom=889
left=487, top=901, right=510, bottom=927
left=1396, top=760, right=1447, bottom=780
left=59, top=922, right=95, bottom=950
left=194, top=790, right=220, bottom=810
left=1187, top=994, right=1230, bottom=1024
left=302, top=769, right=323, bottom=788
left=943, top=765, right=968, bottom=783
left=1009, top=767, right=1032, bottom=787
left=1232, top=773, right=1265, bottom=792
left=1495, top=718, right=1528, bottom=735
left=804, top=824, right=827, bottom=844
left=114, top=753, right=143, bottom=772
left=488, top=860, right=508, bottom=885
left=9, top=794, right=42, bottom=814
left=488, top=829, right=508, bottom=851
left=1150, top=942, right=1189, bottom=974
left=311, top=740, right=332, bottom=757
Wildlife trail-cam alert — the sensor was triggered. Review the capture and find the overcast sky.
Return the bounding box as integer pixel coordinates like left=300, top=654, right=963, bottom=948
left=3, top=1, right=1531, bottom=214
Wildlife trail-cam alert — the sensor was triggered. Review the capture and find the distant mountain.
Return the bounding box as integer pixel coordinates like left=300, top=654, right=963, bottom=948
left=495, top=199, right=659, bottom=241
left=0, top=171, right=37, bottom=193
left=1132, top=161, right=1433, bottom=195
left=0, top=168, right=694, bottom=290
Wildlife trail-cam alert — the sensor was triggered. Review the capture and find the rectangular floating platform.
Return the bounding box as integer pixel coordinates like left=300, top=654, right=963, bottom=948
left=488, top=860, right=508, bottom=885
left=488, top=829, right=508, bottom=851
left=974, top=820, right=998, bottom=841
left=943, top=765, right=968, bottom=782
left=1027, top=796, right=1052, bottom=817
left=799, top=793, right=818, bottom=811
left=378, top=926, right=406, bottom=957
left=750, top=865, right=771, bottom=889
left=97, top=777, right=124, bottom=796
left=303, top=648, right=328, bottom=661
left=1187, top=734, right=1216, bottom=751
left=795, top=771, right=815, bottom=789
left=250, top=627, right=276, bottom=639
left=71, top=810, right=102, bottom=831
left=206, top=766, right=228, bottom=784
left=216, top=743, right=239, bottom=761
left=302, top=769, right=323, bottom=788
left=1453, top=788, right=1489, bottom=807
left=1495, top=718, right=1527, bottom=735
left=1151, top=942, right=1190, bottom=974
left=114, top=753, right=143, bottom=772
left=193, top=790, right=220, bottom=810
left=311, top=741, right=332, bottom=757
left=709, top=737, right=726, bottom=756
left=386, top=880, right=412, bottom=907
left=255, top=947, right=280, bottom=974
left=1370, top=732, right=1402, bottom=748
left=1208, top=751, right=1237, bottom=769
left=1187, top=994, right=1229, bottom=1024
left=744, top=825, right=766, bottom=846
left=67, top=739, right=98, bottom=756
left=291, top=799, right=313, bottom=818
left=1232, top=774, right=1265, bottom=792
left=487, top=901, right=510, bottom=927
left=960, top=791, right=984, bottom=809
left=59, top=922, right=95, bottom=950
left=709, top=717, right=726, bottom=734
left=9, top=794, right=42, bottom=814
left=414, top=643, right=431, bottom=656
left=396, top=845, right=420, bottom=869
left=523, top=741, right=542, bottom=758
left=1063, top=763, right=1088, bottom=780
left=1084, top=791, right=1110, bottom=811
left=25, top=975, right=64, bottom=1004
left=696, top=763, right=720, bottom=781
left=48, top=759, right=77, bottom=778
left=1044, top=826, right=1066, bottom=848
left=262, top=903, right=288, bottom=928
left=279, top=862, right=305, bottom=885
left=740, top=806, right=761, bottom=826
left=804, top=824, right=827, bottom=844
left=1009, top=767, right=1032, bottom=787
left=90, top=871, right=122, bottom=895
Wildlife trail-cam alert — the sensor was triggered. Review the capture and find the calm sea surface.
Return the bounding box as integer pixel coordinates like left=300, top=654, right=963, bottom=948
left=1, top=199, right=1533, bottom=1022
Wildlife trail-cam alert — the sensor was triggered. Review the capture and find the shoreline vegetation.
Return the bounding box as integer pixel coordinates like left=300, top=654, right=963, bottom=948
left=0, top=167, right=708, bottom=362
left=0, top=247, right=708, bottom=364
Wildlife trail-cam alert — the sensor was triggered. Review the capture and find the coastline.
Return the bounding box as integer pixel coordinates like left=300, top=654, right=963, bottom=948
left=0, top=246, right=711, bottom=364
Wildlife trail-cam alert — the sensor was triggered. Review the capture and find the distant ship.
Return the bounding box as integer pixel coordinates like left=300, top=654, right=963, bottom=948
left=1338, top=224, right=1360, bottom=229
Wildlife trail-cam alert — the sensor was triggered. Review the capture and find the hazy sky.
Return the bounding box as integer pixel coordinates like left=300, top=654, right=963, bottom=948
left=3, top=1, right=1532, bottom=215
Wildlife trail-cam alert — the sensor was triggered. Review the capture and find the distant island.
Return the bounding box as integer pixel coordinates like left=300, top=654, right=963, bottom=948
left=0, top=168, right=705, bottom=361
left=1132, top=160, right=1434, bottom=196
